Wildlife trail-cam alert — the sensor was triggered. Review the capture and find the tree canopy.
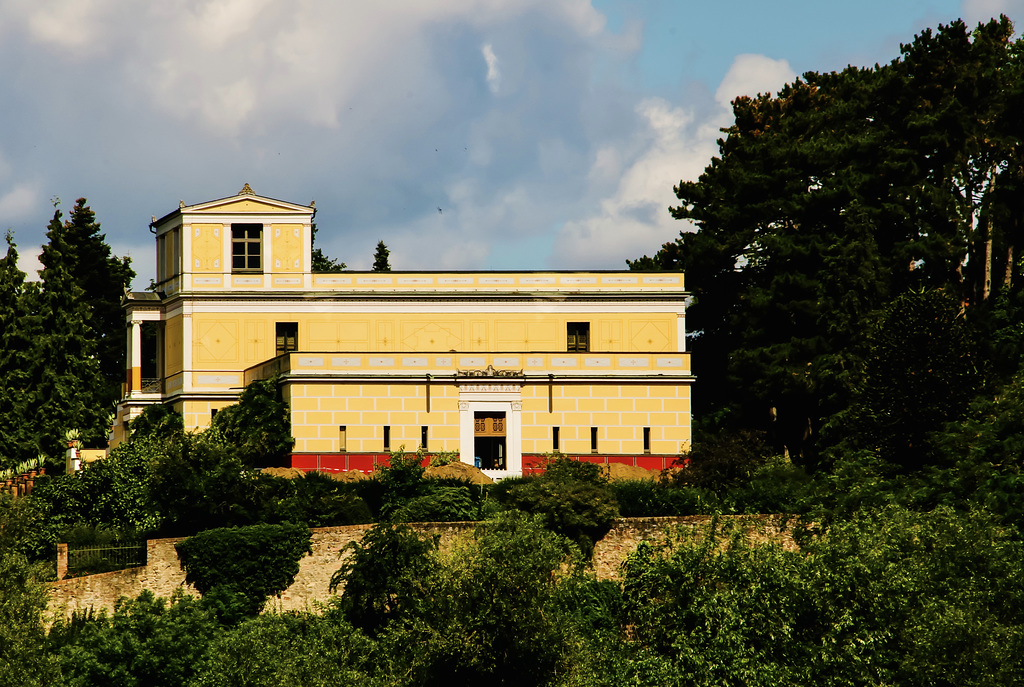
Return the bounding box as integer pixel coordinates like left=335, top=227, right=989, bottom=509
left=631, top=17, right=1024, bottom=467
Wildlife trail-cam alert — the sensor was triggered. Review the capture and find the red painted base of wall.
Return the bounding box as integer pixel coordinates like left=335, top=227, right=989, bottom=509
left=289, top=452, right=684, bottom=475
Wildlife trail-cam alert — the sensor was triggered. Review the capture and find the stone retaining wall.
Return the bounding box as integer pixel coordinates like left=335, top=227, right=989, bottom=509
left=49, top=516, right=796, bottom=618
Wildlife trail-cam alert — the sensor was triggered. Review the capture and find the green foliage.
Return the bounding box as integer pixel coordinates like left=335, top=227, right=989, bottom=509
left=282, top=471, right=374, bottom=527
left=610, top=479, right=707, bottom=517
left=0, top=233, right=37, bottom=470
left=635, top=18, right=1022, bottom=464
left=49, top=590, right=219, bottom=687
left=392, top=485, right=478, bottom=522
left=0, top=553, right=59, bottom=686
left=128, top=404, right=184, bottom=442
left=210, top=376, right=293, bottom=468
left=191, top=610, right=373, bottom=687
left=850, top=289, right=981, bottom=470
left=672, top=429, right=773, bottom=493
left=614, top=507, right=1024, bottom=686
left=330, top=522, right=438, bottom=635
left=375, top=512, right=581, bottom=687
left=27, top=439, right=160, bottom=560
left=47, top=198, right=135, bottom=397
left=503, top=458, right=619, bottom=558
left=371, top=240, right=391, bottom=272
left=175, top=523, right=312, bottom=623
left=375, top=448, right=427, bottom=520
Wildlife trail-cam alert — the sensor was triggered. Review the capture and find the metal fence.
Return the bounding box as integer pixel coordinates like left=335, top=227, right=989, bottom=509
left=66, top=543, right=147, bottom=576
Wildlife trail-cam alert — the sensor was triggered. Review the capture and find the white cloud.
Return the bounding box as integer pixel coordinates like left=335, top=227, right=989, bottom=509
left=715, top=54, right=796, bottom=107
left=961, top=0, right=1024, bottom=25
left=551, top=54, right=796, bottom=269
left=482, top=43, right=501, bottom=93
left=0, top=183, right=40, bottom=222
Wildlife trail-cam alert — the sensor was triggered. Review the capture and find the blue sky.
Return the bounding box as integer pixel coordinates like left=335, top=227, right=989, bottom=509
left=0, top=0, right=1020, bottom=289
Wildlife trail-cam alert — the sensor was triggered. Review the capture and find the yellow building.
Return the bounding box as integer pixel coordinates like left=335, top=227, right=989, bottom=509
left=114, top=185, right=693, bottom=477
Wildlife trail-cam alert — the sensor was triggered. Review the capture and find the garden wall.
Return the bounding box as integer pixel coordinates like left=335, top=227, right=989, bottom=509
left=49, top=515, right=796, bottom=618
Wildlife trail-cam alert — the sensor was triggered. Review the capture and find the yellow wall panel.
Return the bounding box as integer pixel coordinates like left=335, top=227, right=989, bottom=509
left=401, top=321, right=464, bottom=350
left=191, top=224, right=224, bottom=273
left=164, top=317, right=183, bottom=374
left=271, top=224, right=303, bottom=272
left=245, top=320, right=267, bottom=362
left=195, top=319, right=239, bottom=365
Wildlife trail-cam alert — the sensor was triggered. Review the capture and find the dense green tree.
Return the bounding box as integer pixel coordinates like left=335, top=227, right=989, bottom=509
left=633, top=18, right=1023, bottom=465
left=383, top=512, right=581, bottom=687
left=176, top=523, right=312, bottom=624
left=0, top=552, right=60, bottom=687
left=26, top=207, right=108, bottom=461
left=49, top=591, right=220, bottom=687
left=39, top=198, right=134, bottom=400
left=0, top=233, right=36, bottom=468
left=371, top=240, right=391, bottom=272
left=502, top=457, right=619, bottom=557
left=330, top=522, right=439, bottom=636
left=849, top=289, right=981, bottom=470
left=191, top=611, right=373, bottom=687
left=209, top=376, right=293, bottom=468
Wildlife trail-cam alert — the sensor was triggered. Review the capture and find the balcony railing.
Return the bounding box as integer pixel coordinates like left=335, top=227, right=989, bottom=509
left=140, top=378, right=163, bottom=394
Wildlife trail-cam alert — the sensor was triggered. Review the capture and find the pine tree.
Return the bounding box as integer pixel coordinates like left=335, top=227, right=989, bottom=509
left=39, top=198, right=134, bottom=401
left=0, top=232, right=36, bottom=468
left=372, top=241, right=391, bottom=272
left=29, top=208, right=109, bottom=463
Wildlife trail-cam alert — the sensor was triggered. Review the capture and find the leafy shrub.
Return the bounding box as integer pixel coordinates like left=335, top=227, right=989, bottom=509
left=611, top=479, right=708, bottom=517
left=49, top=590, right=219, bottom=687
left=392, top=485, right=478, bottom=522
left=175, top=523, right=312, bottom=624
left=330, top=522, right=439, bottom=635
left=504, top=459, right=619, bottom=558
left=376, top=511, right=581, bottom=686
left=209, top=376, right=294, bottom=468
left=290, top=471, right=374, bottom=527
left=672, top=429, right=773, bottom=493
left=192, top=610, right=374, bottom=687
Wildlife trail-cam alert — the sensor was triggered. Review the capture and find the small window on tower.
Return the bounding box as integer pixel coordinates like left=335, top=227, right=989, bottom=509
left=276, top=322, right=298, bottom=355
left=567, top=322, right=590, bottom=352
left=231, top=223, right=263, bottom=272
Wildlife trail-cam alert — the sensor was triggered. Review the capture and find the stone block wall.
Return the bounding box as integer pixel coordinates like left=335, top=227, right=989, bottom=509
left=50, top=516, right=795, bottom=618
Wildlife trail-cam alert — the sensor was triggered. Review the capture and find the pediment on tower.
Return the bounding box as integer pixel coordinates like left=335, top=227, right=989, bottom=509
left=186, top=183, right=314, bottom=216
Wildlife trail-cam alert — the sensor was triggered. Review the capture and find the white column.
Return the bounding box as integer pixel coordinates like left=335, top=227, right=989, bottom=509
left=508, top=401, right=523, bottom=475
left=128, top=319, right=142, bottom=395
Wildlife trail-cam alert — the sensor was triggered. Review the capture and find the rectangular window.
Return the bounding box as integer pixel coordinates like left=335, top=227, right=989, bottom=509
left=339, top=425, right=347, bottom=452
left=421, top=425, right=428, bottom=451
left=231, top=223, right=262, bottom=272
left=276, top=322, right=298, bottom=354
left=383, top=426, right=391, bottom=452
left=643, top=427, right=651, bottom=454
left=567, top=322, right=590, bottom=352
left=553, top=426, right=560, bottom=453
left=590, top=426, right=598, bottom=453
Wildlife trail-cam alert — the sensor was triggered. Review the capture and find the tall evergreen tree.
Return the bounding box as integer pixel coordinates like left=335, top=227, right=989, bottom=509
left=29, top=208, right=109, bottom=462
left=39, top=198, right=134, bottom=401
left=372, top=241, right=391, bottom=272
left=0, top=233, right=36, bottom=468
